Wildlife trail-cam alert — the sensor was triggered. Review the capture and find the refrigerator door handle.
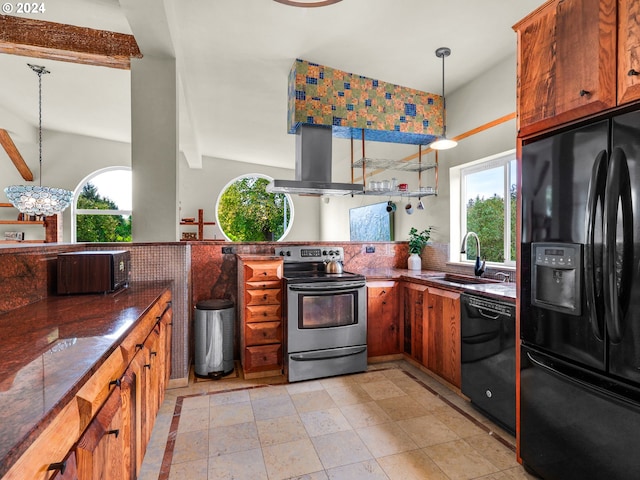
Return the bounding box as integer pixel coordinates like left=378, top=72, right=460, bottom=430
left=603, top=147, right=634, bottom=344
left=585, top=149, right=608, bottom=340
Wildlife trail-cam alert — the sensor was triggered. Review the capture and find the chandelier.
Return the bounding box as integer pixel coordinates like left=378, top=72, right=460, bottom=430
left=4, top=64, right=73, bottom=217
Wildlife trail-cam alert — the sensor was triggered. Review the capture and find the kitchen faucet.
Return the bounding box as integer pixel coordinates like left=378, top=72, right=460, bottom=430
left=460, top=231, right=486, bottom=277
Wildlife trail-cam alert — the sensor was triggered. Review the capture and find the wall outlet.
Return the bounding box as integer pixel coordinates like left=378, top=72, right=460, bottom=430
left=221, top=246, right=235, bottom=254
left=365, top=246, right=375, bottom=253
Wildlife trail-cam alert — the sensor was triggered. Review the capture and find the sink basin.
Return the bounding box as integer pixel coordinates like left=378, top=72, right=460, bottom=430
left=423, top=273, right=501, bottom=285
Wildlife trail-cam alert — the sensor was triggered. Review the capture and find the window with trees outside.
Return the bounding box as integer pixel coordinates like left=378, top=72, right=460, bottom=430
left=72, top=167, right=132, bottom=242
left=451, top=151, right=516, bottom=266
left=216, top=174, right=293, bottom=241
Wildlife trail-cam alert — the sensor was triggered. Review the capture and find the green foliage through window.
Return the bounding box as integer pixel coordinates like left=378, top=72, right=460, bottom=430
left=76, top=183, right=132, bottom=242
left=217, top=176, right=292, bottom=241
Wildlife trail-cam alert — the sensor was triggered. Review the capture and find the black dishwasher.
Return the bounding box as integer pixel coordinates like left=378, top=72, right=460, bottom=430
left=460, top=293, right=515, bottom=434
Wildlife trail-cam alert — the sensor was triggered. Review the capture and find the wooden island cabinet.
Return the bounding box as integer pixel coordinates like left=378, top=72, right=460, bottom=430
left=1, top=285, right=172, bottom=480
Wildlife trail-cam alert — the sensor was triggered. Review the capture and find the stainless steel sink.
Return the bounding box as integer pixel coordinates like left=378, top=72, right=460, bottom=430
left=423, top=273, right=501, bottom=285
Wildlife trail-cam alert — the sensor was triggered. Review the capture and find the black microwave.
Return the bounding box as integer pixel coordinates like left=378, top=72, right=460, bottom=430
left=57, top=250, right=131, bottom=294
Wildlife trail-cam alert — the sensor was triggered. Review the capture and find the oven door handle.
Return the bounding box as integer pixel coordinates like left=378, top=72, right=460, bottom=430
left=290, top=346, right=367, bottom=362
left=288, top=281, right=366, bottom=292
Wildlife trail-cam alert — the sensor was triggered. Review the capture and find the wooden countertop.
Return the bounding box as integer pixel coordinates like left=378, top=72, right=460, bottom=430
left=0, top=281, right=172, bottom=474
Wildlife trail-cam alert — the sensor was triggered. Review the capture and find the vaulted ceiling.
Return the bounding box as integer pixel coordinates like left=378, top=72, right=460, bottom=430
left=0, top=0, right=544, bottom=171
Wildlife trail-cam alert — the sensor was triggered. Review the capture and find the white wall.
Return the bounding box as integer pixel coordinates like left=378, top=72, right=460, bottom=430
left=179, top=155, right=321, bottom=242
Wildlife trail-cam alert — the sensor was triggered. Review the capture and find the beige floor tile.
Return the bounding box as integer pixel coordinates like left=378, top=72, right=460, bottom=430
left=340, top=401, right=392, bottom=429
left=208, top=388, right=251, bottom=406
left=326, top=459, right=389, bottom=480
left=325, top=383, right=373, bottom=406
left=256, top=413, right=309, bottom=446
left=410, top=389, right=450, bottom=411
left=300, top=407, right=352, bottom=437
left=381, top=368, right=411, bottom=381
left=181, top=394, right=211, bottom=410
left=249, top=384, right=290, bottom=400
left=311, top=430, right=373, bottom=469
left=252, top=393, right=297, bottom=420
left=209, top=401, right=254, bottom=428
left=377, top=449, right=449, bottom=480
left=352, top=370, right=390, bottom=384
left=423, top=439, right=500, bottom=480
left=464, top=433, right=518, bottom=470
left=431, top=405, right=486, bottom=438
left=390, top=377, right=431, bottom=396
left=292, top=389, right=338, bottom=413
left=209, top=421, right=260, bottom=456
left=396, top=414, right=459, bottom=447
left=319, top=375, right=357, bottom=389
left=176, top=405, right=210, bottom=433
left=172, top=428, right=209, bottom=464
left=286, top=379, right=326, bottom=395
left=356, top=422, right=419, bottom=458
left=262, top=438, right=324, bottom=480
left=167, top=458, right=208, bottom=480
left=208, top=447, right=268, bottom=480
left=376, top=394, right=429, bottom=421
left=360, top=380, right=407, bottom=400
left=288, top=472, right=330, bottom=480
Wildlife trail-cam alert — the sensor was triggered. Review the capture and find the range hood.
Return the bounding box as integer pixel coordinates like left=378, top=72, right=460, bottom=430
left=267, top=124, right=364, bottom=195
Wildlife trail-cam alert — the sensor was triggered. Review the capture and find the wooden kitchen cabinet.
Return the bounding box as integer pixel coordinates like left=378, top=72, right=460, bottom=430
left=367, top=281, right=401, bottom=357
left=238, top=257, right=284, bottom=378
left=426, top=287, right=461, bottom=388
left=402, top=282, right=428, bottom=366
left=618, top=0, right=640, bottom=105
left=514, top=0, right=617, bottom=135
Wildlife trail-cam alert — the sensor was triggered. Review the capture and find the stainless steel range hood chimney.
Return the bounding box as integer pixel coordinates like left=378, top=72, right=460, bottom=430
left=267, top=124, right=364, bottom=195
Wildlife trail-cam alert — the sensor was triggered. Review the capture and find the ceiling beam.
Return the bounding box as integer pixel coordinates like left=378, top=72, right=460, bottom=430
left=0, top=128, right=33, bottom=181
left=0, top=14, right=142, bottom=70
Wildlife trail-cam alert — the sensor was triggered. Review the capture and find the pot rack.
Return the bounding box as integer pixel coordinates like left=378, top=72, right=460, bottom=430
left=350, top=129, right=439, bottom=197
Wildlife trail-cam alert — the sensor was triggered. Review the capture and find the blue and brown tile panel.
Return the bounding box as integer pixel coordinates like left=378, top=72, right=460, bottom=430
left=288, top=58, right=443, bottom=145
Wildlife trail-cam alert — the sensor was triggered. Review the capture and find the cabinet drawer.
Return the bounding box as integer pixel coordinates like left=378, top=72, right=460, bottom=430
left=2, top=399, right=81, bottom=480
left=245, top=288, right=281, bottom=306
left=244, top=344, right=282, bottom=371
left=244, top=261, right=282, bottom=282
left=245, top=321, right=282, bottom=346
left=246, top=280, right=282, bottom=290
left=245, top=304, right=282, bottom=323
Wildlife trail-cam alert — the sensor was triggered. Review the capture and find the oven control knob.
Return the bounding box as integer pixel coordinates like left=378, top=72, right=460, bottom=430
left=286, top=251, right=291, bottom=256
left=279, top=250, right=285, bottom=256
left=323, top=250, right=328, bottom=255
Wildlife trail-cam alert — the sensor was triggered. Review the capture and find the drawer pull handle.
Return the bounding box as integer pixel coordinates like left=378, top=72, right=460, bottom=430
left=629, top=69, right=640, bottom=76
left=579, top=89, right=590, bottom=97
left=263, top=312, right=268, bottom=316
left=109, top=378, right=121, bottom=388
left=151, top=351, right=157, bottom=357
left=107, top=429, right=120, bottom=438
left=136, top=343, right=144, bottom=350
left=144, top=363, right=151, bottom=369
left=47, top=461, right=67, bottom=475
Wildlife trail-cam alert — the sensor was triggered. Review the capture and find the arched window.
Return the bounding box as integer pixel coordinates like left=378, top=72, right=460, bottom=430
left=216, top=174, right=293, bottom=241
left=72, top=167, right=132, bottom=243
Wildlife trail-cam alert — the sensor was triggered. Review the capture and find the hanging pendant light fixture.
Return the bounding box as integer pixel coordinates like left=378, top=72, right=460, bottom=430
left=4, top=64, right=73, bottom=217
left=429, top=47, right=457, bottom=151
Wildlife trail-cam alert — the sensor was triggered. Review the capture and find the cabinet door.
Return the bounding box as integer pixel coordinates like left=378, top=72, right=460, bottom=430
left=618, top=0, right=640, bottom=104
left=516, top=0, right=556, bottom=132
left=402, top=283, right=428, bottom=365
left=367, top=281, right=401, bottom=357
left=554, top=0, right=616, bottom=120
left=75, top=388, right=125, bottom=480
left=427, top=287, right=461, bottom=388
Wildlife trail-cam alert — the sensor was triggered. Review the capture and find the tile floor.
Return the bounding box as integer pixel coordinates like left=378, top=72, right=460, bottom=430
left=137, top=361, right=537, bottom=480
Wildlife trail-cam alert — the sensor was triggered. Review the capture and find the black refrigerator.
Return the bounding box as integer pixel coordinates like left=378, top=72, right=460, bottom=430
left=520, top=109, right=640, bottom=480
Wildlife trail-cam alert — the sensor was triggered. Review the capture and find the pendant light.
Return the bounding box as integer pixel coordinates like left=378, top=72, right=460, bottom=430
left=429, top=47, right=457, bottom=150
left=4, top=64, right=73, bottom=217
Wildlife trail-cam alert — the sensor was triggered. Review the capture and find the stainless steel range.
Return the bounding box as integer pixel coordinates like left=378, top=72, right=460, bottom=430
left=277, top=246, right=367, bottom=382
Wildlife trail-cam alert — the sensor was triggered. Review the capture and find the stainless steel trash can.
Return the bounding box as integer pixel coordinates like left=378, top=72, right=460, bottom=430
left=194, top=298, right=235, bottom=378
